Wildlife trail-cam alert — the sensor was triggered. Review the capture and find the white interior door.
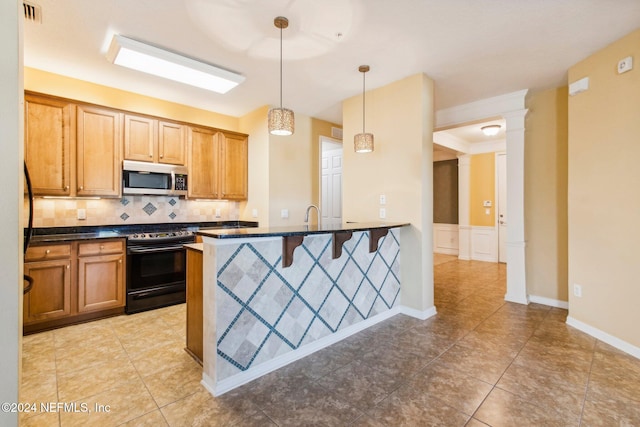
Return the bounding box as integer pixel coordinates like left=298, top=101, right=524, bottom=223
left=497, top=153, right=507, bottom=263
left=321, top=147, right=342, bottom=223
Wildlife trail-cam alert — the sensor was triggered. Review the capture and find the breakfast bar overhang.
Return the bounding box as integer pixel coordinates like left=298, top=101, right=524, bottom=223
left=198, top=221, right=410, bottom=396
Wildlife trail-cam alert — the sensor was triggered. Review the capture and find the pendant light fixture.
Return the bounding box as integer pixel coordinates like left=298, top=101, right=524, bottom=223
left=268, top=16, right=295, bottom=136
left=354, top=65, right=373, bottom=153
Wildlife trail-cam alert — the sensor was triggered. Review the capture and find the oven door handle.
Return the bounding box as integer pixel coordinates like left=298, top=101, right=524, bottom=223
left=127, top=245, right=186, bottom=254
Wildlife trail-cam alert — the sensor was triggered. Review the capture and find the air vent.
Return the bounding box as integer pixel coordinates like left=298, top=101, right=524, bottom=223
left=23, top=1, right=42, bottom=23
left=331, top=127, right=343, bottom=140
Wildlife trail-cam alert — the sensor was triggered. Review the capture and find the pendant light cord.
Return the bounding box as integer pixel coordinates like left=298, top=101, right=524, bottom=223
left=279, top=25, right=283, bottom=110
left=362, top=71, right=366, bottom=133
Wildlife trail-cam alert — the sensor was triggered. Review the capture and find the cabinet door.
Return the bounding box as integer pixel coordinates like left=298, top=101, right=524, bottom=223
left=158, top=121, right=186, bottom=165
left=188, top=126, right=219, bottom=198
left=77, top=253, right=125, bottom=313
left=23, top=259, right=72, bottom=324
left=24, top=94, right=73, bottom=196
left=124, top=114, right=156, bottom=162
left=219, top=132, right=248, bottom=200
left=76, top=105, right=122, bottom=197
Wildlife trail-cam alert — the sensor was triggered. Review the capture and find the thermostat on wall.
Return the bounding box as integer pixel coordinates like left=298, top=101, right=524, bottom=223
left=483, top=200, right=492, bottom=207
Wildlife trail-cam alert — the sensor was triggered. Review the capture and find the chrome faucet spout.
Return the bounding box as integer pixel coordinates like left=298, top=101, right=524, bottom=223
left=304, top=204, right=321, bottom=223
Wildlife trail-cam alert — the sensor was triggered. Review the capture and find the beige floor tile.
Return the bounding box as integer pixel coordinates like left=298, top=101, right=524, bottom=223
left=142, top=356, right=203, bottom=407
left=55, top=342, right=128, bottom=375
left=52, top=321, right=119, bottom=349
left=119, top=409, right=168, bottom=427
left=117, top=327, right=184, bottom=356
left=161, top=388, right=260, bottom=427
left=56, top=352, right=140, bottom=402
left=129, top=341, right=195, bottom=377
left=18, top=410, right=60, bottom=427
left=20, top=369, right=58, bottom=407
left=58, top=378, right=157, bottom=426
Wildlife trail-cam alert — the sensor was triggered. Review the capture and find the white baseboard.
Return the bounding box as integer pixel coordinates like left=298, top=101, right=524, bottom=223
left=399, top=305, right=437, bottom=320
left=528, top=295, right=568, bottom=309
left=203, top=306, right=402, bottom=396
left=566, top=316, right=640, bottom=360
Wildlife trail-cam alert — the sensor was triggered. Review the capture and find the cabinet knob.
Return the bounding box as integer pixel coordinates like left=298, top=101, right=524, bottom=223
left=149, top=154, right=153, bottom=158
left=64, top=185, right=69, bottom=190
left=119, top=259, right=122, bottom=264
left=45, top=249, right=50, bottom=254
left=67, top=264, right=70, bottom=269
left=100, top=245, right=105, bottom=250
left=160, top=154, right=164, bottom=159
left=79, top=186, right=83, bottom=191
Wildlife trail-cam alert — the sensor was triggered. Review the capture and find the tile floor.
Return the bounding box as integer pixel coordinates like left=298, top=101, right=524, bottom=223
left=20, top=256, right=640, bottom=426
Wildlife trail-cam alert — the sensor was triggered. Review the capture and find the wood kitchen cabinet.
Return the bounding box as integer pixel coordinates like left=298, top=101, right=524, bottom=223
left=187, top=128, right=248, bottom=200
left=24, top=94, right=73, bottom=196
left=124, top=113, right=186, bottom=165
left=188, top=126, right=220, bottom=199
left=23, top=243, right=72, bottom=324
left=77, top=240, right=125, bottom=313
left=76, top=105, right=122, bottom=197
left=185, top=244, right=203, bottom=364
left=23, top=238, right=126, bottom=334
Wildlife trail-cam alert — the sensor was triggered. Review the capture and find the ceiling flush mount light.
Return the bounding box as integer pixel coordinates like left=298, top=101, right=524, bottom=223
left=354, top=65, right=373, bottom=153
left=106, top=35, right=245, bottom=94
left=268, top=16, right=294, bottom=136
left=481, top=124, right=501, bottom=136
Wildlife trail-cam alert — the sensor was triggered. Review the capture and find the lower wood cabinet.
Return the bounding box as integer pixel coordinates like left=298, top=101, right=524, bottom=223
left=23, top=239, right=126, bottom=334
left=185, top=244, right=203, bottom=364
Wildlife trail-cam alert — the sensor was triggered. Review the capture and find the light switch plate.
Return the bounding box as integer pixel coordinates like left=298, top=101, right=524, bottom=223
left=281, top=209, right=289, bottom=219
left=379, top=208, right=386, bottom=219
left=379, top=194, right=386, bottom=205
left=252, top=208, right=258, bottom=218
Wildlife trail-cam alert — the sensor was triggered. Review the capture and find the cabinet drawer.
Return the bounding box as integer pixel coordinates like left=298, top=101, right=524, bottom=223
left=25, top=244, right=72, bottom=261
left=78, top=240, right=124, bottom=257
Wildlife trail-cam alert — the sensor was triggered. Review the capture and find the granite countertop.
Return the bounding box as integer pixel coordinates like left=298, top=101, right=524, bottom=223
left=27, top=221, right=258, bottom=244
left=197, top=221, right=410, bottom=239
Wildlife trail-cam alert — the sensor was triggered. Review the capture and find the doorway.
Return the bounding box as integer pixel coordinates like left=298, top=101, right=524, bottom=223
left=319, top=136, right=343, bottom=223
left=497, top=153, right=507, bottom=263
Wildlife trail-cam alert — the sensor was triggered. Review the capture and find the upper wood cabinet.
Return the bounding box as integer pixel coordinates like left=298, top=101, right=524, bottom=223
left=124, top=113, right=186, bottom=165
left=187, top=128, right=248, bottom=200
left=76, top=105, right=122, bottom=197
left=24, top=94, right=73, bottom=196
left=188, top=126, right=220, bottom=199
left=219, top=132, right=248, bottom=200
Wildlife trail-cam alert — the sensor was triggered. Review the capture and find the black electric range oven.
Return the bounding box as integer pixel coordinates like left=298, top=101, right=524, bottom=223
left=125, top=230, right=195, bottom=314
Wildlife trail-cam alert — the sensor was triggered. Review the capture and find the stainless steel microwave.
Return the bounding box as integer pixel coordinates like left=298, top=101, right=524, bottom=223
left=122, top=160, right=188, bottom=196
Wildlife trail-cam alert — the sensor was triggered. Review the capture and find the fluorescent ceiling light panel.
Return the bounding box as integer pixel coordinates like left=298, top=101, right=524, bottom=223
left=106, top=35, right=245, bottom=94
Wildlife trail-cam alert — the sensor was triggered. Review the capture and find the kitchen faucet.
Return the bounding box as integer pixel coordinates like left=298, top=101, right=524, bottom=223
left=304, top=204, right=321, bottom=224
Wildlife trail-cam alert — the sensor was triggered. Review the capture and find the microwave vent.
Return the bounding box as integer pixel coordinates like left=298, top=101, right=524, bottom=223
left=23, top=1, right=42, bottom=23
left=331, top=127, right=343, bottom=140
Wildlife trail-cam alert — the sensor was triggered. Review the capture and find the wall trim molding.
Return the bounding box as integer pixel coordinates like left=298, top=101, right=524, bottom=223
left=400, top=305, right=437, bottom=320
left=471, top=225, right=498, bottom=262
left=433, top=223, right=459, bottom=255
left=204, top=306, right=403, bottom=396
left=566, top=316, right=640, bottom=360
left=435, top=89, right=529, bottom=129
left=528, top=295, right=568, bottom=309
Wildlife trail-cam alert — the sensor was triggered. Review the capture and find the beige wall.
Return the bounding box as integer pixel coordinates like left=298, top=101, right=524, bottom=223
left=342, top=73, right=435, bottom=312
left=239, top=106, right=270, bottom=226
left=568, top=29, right=640, bottom=347
left=469, top=153, right=495, bottom=226
left=24, top=68, right=239, bottom=131
left=310, top=119, right=342, bottom=207
left=525, top=87, right=569, bottom=302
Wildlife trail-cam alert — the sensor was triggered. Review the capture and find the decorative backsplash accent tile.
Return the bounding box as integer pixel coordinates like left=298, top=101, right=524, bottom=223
left=213, top=230, right=401, bottom=380
left=26, top=196, right=241, bottom=227
left=168, top=212, right=177, bottom=220
left=142, top=202, right=157, bottom=216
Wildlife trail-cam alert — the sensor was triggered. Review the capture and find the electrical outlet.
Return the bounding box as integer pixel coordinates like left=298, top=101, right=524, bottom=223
left=379, top=208, right=386, bottom=219
left=252, top=208, right=258, bottom=218
left=77, top=209, right=86, bottom=220
left=281, top=209, right=289, bottom=219
left=573, top=283, right=582, bottom=298
left=215, top=208, right=221, bottom=218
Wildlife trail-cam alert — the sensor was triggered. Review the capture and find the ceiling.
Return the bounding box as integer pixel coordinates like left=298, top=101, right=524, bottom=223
left=22, top=0, right=640, bottom=125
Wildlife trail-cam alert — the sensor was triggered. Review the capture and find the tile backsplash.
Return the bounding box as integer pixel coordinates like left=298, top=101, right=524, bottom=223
left=26, top=196, right=240, bottom=228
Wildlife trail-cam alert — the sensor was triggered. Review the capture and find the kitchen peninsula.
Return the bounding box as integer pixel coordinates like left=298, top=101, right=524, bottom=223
left=197, top=221, right=409, bottom=395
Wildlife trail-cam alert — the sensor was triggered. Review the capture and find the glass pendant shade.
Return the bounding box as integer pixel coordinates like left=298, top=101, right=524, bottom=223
left=354, top=132, right=374, bottom=153
left=268, top=108, right=295, bottom=136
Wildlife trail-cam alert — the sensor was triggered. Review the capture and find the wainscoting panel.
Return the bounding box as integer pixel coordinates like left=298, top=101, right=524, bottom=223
left=471, top=226, right=498, bottom=262
left=433, top=224, right=459, bottom=255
